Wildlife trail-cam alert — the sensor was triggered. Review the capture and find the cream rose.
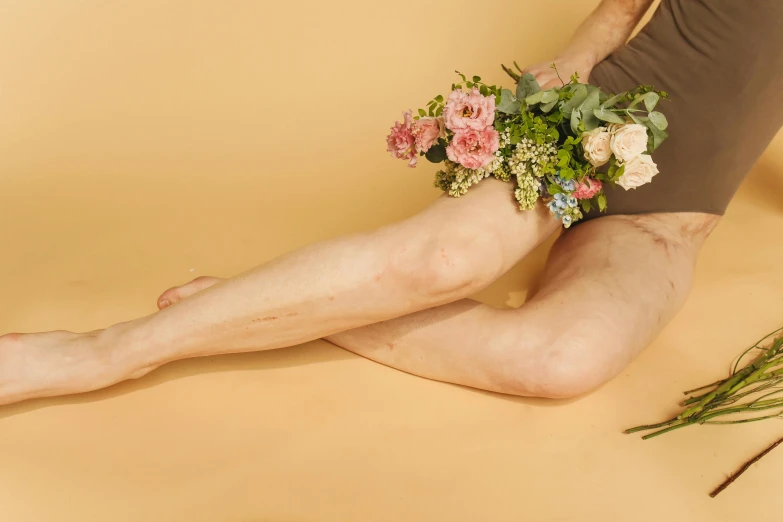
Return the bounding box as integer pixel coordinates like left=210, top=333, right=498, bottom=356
left=617, top=154, right=659, bottom=190
left=582, top=127, right=612, bottom=167
left=610, top=123, right=648, bottom=162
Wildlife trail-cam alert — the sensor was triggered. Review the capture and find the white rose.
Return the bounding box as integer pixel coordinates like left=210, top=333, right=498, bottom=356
left=582, top=127, right=612, bottom=167
left=610, top=123, right=648, bottom=162
left=617, top=154, right=659, bottom=190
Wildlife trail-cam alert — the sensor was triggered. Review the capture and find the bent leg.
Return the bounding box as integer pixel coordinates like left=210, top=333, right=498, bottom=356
left=153, top=212, right=719, bottom=398
left=326, top=212, right=719, bottom=398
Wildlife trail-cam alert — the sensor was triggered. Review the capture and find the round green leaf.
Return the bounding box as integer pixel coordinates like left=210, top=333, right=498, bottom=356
left=648, top=111, right=668, bottom=130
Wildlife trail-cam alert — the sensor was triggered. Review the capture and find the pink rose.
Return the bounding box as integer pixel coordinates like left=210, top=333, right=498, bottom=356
left=412, top=116, right=445, bottom=153
left=572, top=177, right=603, bottom=200
left=386, top=110, right=417, bottom=167
left=443, top=87, right=496, bottom=132
left=446, top=127, right=500, bottom=169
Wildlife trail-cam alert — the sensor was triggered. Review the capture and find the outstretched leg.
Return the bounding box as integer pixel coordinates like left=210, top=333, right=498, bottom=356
left=0, top=179, right=558, bottom=405
left=156, top=212, right=719, bottom=398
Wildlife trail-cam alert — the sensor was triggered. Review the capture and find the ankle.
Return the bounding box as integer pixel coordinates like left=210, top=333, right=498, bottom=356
left=98, top=317, right=169, bottom=378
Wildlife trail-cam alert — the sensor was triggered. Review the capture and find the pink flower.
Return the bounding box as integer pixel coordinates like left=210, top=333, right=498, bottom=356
left=572, top=177, right=603, bottom=200
left=386, top=110, right=417, bottom=167
left=446, top=127, right=500, bottom=169
left=443, top=87, right=496, bottom=132
left=412, top=116, right=444, bottom=153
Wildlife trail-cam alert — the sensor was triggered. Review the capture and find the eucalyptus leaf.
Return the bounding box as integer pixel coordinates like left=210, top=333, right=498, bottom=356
left=425, top=144, right=447, bottom=163
left=516, top=72, right=541, bottom=100
left=600, top=92, right=627, bottom=109
left=593, top=108, right=625, bottom=124
left=581, top=109, right=600, bottom=131
left=562, top=84, right=587, bottom=116
left=648, top=111, right=668, bottom=130
left=524, top=90, right=545, bottom=105
left=643, top=119, right=668, bottom=151
left=630, top=91, right=660, bottom=111
left=644, top=92, right=660, bottom=112
left=497, top=89, right=521, bottom=114
left=579, top=87, right=601, bottom=113
left=540, top=100, right=558, bottom=113
left=541, top=90, right=559, bottom=104
left=570, top=109, right=582, bottom=134
left=627, top=111, right=643, bottom=125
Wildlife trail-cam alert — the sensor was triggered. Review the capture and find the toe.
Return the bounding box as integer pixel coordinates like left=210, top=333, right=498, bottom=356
left=157, top=276, right=223, bottom=309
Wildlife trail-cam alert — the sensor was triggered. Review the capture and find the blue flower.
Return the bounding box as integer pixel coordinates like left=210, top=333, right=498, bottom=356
left=567, top=196, right=578, bottom=208
left=554, top=171, right=576, bottom=192
left=562, top=215, right=573, bottom=227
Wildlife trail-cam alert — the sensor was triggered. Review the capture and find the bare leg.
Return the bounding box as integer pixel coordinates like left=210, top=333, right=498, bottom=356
left=328, top=212, right=719, bottom=397
left=0, top=179, right=558, bottom=405
left=146, top=212, right=718, bottom=398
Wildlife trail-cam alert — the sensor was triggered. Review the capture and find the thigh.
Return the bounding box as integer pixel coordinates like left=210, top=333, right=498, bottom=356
left=521, top=211, right=720, bottom=387
left=384, top=177, right=561, bottom=275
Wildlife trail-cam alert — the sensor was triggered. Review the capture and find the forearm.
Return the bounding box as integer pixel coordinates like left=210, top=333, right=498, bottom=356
left=558, top=0, right=655, bottom=67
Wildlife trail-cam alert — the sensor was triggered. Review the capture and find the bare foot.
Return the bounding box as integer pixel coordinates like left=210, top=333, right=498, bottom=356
left=157, top=276, right=223, bottom=310
left=0, top=328, right=157, bottom=406
left=0, top=276, right=225, bottom=406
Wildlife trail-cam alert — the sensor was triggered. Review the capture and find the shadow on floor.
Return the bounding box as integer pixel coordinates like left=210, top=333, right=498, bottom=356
left=739, top=160, right=783, bottom=215
left=0, top=334, right=578, bottom=421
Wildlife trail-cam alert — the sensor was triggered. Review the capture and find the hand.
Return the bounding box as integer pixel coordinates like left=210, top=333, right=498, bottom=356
left=521, top=54, right=596, bottom=89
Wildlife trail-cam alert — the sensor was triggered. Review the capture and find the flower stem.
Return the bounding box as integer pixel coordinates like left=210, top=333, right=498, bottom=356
left=501, top=64, right=521, bottom=83
left=683, top=379, right=725, bottom=396
left=641, top=421, right=692, bottom=440
left=624, top=417, right=680, bottom=434
left=709, top=435, right=783, bottom=498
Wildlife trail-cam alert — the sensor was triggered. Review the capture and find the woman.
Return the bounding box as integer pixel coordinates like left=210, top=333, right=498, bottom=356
left=1, top=0, right=781, bottom=405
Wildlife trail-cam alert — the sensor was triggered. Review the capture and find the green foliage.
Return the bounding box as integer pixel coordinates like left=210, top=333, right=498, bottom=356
left=596, top=193, right=607, bottom=212
left=516, top=72, right=541, bottom=100
left=425, top=141, right=448, bottom=163
left=412, top=67, right=670, bottom=227
left=593, top=108, right=625, bottom=124
left=497, top=89, right=521, bottom=114
left=648, top=111, right=668, bottom=130
left=580, top=199, right=593, bottom=213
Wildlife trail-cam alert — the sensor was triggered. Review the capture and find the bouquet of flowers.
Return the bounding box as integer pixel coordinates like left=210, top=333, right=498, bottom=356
left=386, top=63, right=669, bottom=228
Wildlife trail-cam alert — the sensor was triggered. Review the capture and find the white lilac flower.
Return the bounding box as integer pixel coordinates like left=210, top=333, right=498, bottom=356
left=514, top=173, right=540, bottom=210
left=434, top=159, right=503, bottom=198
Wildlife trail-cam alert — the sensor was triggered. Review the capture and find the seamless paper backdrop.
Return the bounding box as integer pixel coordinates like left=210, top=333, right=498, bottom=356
left=1, top=1, right=782, bottom=521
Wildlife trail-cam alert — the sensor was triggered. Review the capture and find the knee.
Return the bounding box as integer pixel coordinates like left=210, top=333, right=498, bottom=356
left=502, top=333, right=616, bottom=399
left=386, top=224, right=506, bottom=301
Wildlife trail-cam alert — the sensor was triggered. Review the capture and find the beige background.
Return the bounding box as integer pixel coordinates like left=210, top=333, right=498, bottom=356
left=1, top=1, right=783, bottom=520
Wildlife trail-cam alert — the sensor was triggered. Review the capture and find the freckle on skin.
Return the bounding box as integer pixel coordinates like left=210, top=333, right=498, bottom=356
left=386, top=342, right=395, bottom=350
left=328, top=296, right=335, bottom=301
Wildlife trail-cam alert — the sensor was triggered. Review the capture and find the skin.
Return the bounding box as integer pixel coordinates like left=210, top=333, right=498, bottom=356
left=524, top=0, right=655, bottom=89
left=0, top=0, right=718, bottom=406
